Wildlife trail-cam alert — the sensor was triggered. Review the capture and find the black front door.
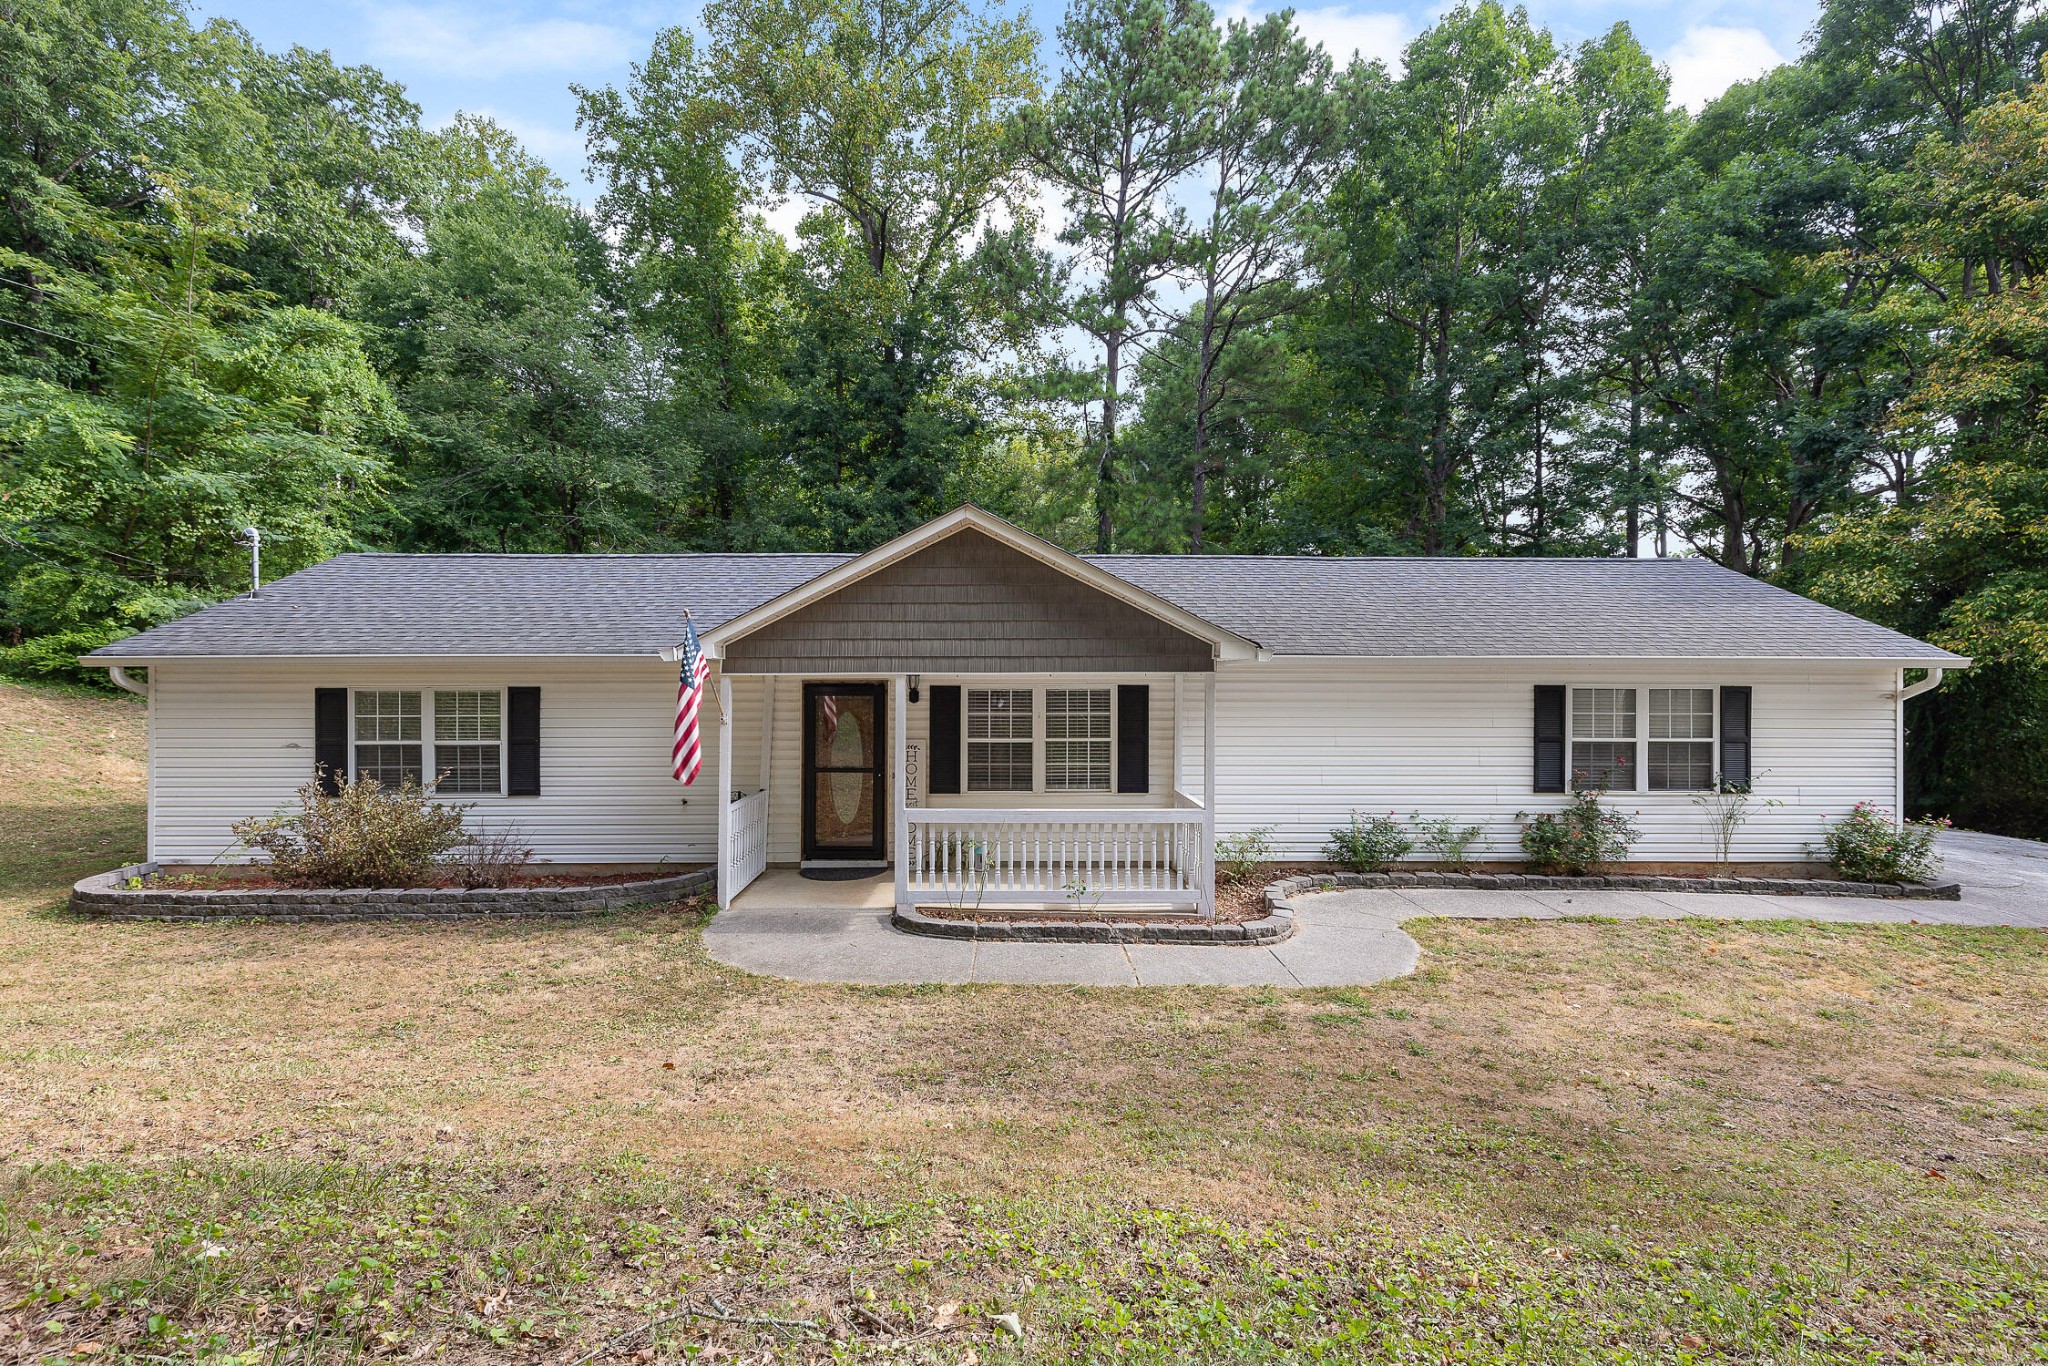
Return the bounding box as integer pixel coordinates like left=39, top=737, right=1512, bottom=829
left=801, top=683, right=887, bottom=862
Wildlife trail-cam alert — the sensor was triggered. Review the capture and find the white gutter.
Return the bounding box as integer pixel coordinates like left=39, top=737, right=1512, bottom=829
left=106, top=665, right=149, bottom=696
left=1898, top=667, right=1947, bottom=701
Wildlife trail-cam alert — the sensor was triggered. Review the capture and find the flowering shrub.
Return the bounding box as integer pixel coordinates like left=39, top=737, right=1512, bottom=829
left=1816, top=803, right=1948, bottom=883
left=1324, top=811, right=1414, bottom=872
left=1517, top=790, right=1639, bottom=875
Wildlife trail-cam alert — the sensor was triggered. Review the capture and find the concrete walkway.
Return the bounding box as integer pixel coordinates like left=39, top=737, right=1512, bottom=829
left=701, top=832, right=2048, bottom=988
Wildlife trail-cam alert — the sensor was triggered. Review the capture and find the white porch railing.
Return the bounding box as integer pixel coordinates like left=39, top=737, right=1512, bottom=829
left=727, top=789, right=769, bottom=900
left=904, top=808, right=1210, bottom=914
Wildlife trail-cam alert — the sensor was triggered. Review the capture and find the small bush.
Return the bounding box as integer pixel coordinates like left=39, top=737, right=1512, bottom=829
left=1410, top=814, right=1485, bottom=870
left=1817, top=802, right=1948, bottom=883
left=447, top=825, right=535, bottom=889
left=1518, top=790, right=1639, bottom=875
left=1215, top=825, right=1277, bottom=884
left=1324, top=811, right=1414, bottom=873
left=232, top=772, right=470, bottom=888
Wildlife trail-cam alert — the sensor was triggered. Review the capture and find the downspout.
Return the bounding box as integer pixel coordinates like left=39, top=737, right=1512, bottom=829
left=1894, top=668, right=1947, bottom=818
left=107, top=665, right=148, bottom=697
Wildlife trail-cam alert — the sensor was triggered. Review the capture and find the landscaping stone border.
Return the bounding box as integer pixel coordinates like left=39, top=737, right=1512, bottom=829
left=69, top=862, right=714, bottom=922
left=1261, top=869, right=1962, bottom=905
left=893, top=864, right=1959, bottom=944
left=893, top=904, right=1296, bottom=945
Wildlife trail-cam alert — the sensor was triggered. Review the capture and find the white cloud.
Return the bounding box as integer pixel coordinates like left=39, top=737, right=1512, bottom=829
left=358, top=3, right=635, bottom=78
left=1659, top=25, right=1788, bottom=112
left=1221, top=3, right=1413, bottom=70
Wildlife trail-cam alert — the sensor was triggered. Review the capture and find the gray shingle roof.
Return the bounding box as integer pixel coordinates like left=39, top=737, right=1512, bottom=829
left=86, top=553, right=848, bottom=659
left=85, top=548, right=1960, bottom=664
left=1088, top=555, right=1961, bottom=663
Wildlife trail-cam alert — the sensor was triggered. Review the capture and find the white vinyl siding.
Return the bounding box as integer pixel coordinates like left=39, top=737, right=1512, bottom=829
left=143, top=657, right=1902, bottom=871
left=1205, top=660, right=1900, bottom=865
left=147, top=659, right=715, bottom=865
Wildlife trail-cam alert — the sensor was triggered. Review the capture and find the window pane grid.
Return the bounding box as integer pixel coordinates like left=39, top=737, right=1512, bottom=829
left=435, top=743, right=502, bottom=794
left=1649, top=688, right=1714, bottom=740
left=967, top=689, right=1032, bottom=740
left=434, top=690, right=501, bottom=742
left=1648, top=741, right=1714, bottom=792
left=1571, top=687, right=1636, bottom=739
left=355, top=743, right=423, bottom=788
left=354, top=690, right=420, bottom=742
left=1043, top=688, right=1112, bottom=792
left=967, top=741, right=1033, bottom=792
left=1571, top=740, right=1636, bottom=791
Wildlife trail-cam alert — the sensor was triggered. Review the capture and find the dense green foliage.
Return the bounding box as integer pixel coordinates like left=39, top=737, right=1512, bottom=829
left=3, top=0, right=2047, bottom=830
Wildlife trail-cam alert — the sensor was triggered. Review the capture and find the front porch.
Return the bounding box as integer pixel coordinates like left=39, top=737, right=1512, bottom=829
left=712, top=671, right=1219, bottom=916
left=687, top=509, right=1250, bottom=918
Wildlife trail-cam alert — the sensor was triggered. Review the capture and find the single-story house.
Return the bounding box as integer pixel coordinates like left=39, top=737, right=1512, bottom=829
left=83, top=505, right=1966, bottom=913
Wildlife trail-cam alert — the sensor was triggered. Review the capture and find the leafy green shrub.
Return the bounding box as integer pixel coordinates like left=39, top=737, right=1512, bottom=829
left=1410, top=814, right=1485, bottom=870
left=1215, top=825, right=1277, bottom=884
left=232, top=773, right=470, bottom=887
left=1816, top=802, right=1948, bottom=883
left=1324, top=811, right=1414, bottom=872
left=1517, top=790, right=1639, bottom=875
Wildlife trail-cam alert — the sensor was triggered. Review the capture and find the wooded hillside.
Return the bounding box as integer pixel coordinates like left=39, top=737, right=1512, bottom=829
left=4, top=0, right=2046, bottom=832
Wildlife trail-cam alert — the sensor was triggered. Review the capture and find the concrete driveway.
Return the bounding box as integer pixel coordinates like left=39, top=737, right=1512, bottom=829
left=701, top=831, right=2048, bottom=988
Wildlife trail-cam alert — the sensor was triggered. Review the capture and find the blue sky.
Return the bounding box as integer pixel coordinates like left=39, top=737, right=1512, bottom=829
left=195, top=0, right=1824, bottom=202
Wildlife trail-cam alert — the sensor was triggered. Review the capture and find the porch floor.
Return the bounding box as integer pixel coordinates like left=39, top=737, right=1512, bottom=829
left=730, top=867, right=894, bottom=912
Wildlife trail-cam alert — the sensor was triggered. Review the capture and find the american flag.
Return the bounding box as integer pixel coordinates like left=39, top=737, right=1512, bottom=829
left=672, top=618, right=710, bottom=784
left=819, top=691, right=840, bottom=745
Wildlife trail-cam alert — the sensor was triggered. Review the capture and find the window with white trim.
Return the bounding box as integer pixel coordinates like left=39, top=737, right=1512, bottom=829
left=961, top=686, right=1120, bottom=793
left=966, top=688, right=1034, bottom=792
left=1570, top=686, right=1637, bottom=791
left=353, top=690, right=422, bottom=787
left=1647, top=687, right=1715, bottom=792
left=1044, top=688, right=1112, bottom=791
left=351, top=689, right=504, bottom=795
left=433, top=689, right=503, bottom=794
left=1567, top=686, right=1720, bottom=793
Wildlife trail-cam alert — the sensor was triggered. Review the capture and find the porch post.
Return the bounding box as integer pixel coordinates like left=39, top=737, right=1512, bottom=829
left=716, top=672, right=734, bottom=907
left=893, top=674, right=909, bottom=913
left=758, top=676, right=775, bottom=791
left=1172, top=675, right=1185, bottom=798
left=1202, top=671, right=1217, bottom=918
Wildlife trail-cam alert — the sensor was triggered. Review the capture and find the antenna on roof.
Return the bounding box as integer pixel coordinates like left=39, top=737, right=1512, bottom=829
left=239, top=526, right=261, bottom=597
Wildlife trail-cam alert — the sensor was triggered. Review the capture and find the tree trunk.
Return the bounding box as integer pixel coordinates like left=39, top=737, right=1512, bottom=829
left=1626, top=366, right=1643, bottom=557
left=1097, top=330, right=1120, bottom=552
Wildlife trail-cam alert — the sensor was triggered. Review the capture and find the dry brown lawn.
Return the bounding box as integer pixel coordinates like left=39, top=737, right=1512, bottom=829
left=2, top=679, right=2045, bottom=1362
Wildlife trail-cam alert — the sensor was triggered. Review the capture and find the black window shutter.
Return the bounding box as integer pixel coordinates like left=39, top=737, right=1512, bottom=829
left=928, top=685, right=961, bottom=793
left=1533, top=685, right=1566, bottom=793
left=1116, top=684, right=1150, bottom=793
left=1720, top=686, right=1752, bottom=789
left=507, top=687, right=542, bottom=795
left=314, top=688, right=348, bottom=794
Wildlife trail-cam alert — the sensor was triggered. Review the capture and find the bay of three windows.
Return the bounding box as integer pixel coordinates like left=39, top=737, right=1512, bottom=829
left=1570, top=686, right=1718, bottom=792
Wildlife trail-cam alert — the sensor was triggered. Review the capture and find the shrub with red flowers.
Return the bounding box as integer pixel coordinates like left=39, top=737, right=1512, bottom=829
left=1816, top=803, right=1949, bottom=884
left=1517, top=790, right=1639, bottom=875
